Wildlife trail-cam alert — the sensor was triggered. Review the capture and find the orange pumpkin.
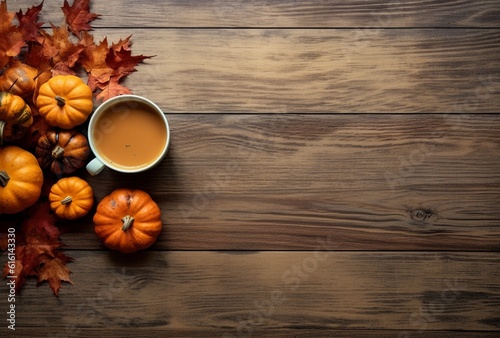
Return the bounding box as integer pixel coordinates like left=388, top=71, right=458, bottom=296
left=0, top=145, right=44, bottom=214
left=36, top=129, right=90, bottom=175
left=0, top=92, right=33, bottom=145
left=0, top=60, right=37, bottom=98
left=93, top=189, right=163, bottom=253
left=49, top=177, right=94, bottom=220
left=36, top=75, right=93, bottom=129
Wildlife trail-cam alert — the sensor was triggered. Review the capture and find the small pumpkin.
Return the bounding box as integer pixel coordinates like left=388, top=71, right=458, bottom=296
left=0, top=92, right=33, bottom=145
left=0, top=60, right=38, bottom=98
left=0, top=145, right=44, bottom=214
left=49, top=176, right=94, bottom=220
left=36, top=75, right=93, bottom=129
left=36, top=129, right=90, bottom=175
left=93, top=189, right=163, bottom=253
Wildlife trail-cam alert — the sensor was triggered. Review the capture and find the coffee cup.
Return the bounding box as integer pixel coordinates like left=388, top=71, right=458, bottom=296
left=86, top=95, right=170, bottom=175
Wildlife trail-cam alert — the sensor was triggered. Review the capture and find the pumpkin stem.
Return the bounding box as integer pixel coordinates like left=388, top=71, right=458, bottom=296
left=122, top=215, right=134, bottom=231
left=0, top=120, right=5, bottom=146
left=52, top=145, right=65, bottom=159
left=55, top=95, right=66, bottom=106
left=0, top=170, right=10, bottom=187
left=61, top=196, right=72, bottom=205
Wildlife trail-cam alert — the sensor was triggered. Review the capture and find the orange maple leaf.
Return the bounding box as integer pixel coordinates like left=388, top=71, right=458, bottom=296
left=36, top=24, right=84, bottom=75
left=79, top=33, right=113, bottom=87
left=95, top=76, right=132, bottom=101
left=62, top=0, right=100, bottom=36
left=0, top=0, right=25, bottom=66
left=80, top=34, right=153, bottom=100
left=37, top=252, right=73, bottom=296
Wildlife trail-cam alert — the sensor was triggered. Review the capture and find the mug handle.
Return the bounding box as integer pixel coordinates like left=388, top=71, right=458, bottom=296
left=86, top=158, right=106, bottom=176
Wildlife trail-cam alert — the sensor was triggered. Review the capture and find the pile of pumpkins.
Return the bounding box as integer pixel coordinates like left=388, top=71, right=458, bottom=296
left=0, top=61, right=162, bottom=254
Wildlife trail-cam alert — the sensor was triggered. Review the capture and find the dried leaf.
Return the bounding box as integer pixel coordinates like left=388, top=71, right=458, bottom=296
left=2, top=202, right=73, bottom=295
left=106, top=44, right=152, bottom=81
left=37, top=252, right=74, bottom=296
left=81, top=34, right=153, bottom=101
left=0, top=0, right=25, bottom=66
left=79, top=33, right=112, bottom=84
left=16, top=0, right=44, bottom=42
left=36, top=24, right=84, bottom=75
left=95, top=76, right=132, bottom=101
left=62, top=0, right=100, bottom=36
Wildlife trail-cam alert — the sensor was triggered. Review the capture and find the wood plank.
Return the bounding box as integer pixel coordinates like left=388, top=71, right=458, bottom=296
left=49, top=114, right=500, bottom=251
left=7, top=328, right=500, bottom=338
left=11, top=0, right=500, bottom=28
left=71, top=28, right=500, bottom=113
left=4, top=251, right=499, bottom=335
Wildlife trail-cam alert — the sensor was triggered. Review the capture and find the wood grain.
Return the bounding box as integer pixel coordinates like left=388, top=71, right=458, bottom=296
left=2, top=1, right=499, bottom=337
left=8, top=328, right=500, bottom=338
left=74, top=28, right=500, bottom=113
left=3, top=251, right=499, bottom=336
left=8, top=3, right=500, bottom=113
left=11, top=0, right=500, bottom=28
left=46, top=114, right=500, bottom=251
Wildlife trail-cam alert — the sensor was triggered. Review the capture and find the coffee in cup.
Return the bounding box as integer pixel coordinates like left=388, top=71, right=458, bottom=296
left=86, top=95, right=170, bottom=175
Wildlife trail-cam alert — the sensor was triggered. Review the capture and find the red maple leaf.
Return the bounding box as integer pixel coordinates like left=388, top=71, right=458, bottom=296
left=2, top=202, right=73, bottom=295
left=107, top=36, right=153, bottom=80
left=16, top=0, right=44, bottom=42
left=62, top=0, right=100, bottom=36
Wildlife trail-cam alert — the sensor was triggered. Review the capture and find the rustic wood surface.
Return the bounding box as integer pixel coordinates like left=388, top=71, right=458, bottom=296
left=1, top=0, right=500, bottom=337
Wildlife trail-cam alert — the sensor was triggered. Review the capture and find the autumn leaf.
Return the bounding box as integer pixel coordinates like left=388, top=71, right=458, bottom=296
left=24, top=40, right=49, bottom=69
left=0, top=0, right=25, bottom=66
left=62, top=0, right=100, bottom=36
left=12, top=0, right=151, bottom=101
left=36, top=24, right=84, bottom=75
left=16, top=0, right=44, bottom=42
left=110, top=35, right=133, bottom=52
left=106, top=46, right=152, bottom=81
left=2, top=201, right=73, bottom=295
left=79, top=33, right=112, bottom=86
left=37, top=252, right=73, bottom=296
left=95, top=76, right=132, bottom=101
left=80, top=34, right=153, bottom=100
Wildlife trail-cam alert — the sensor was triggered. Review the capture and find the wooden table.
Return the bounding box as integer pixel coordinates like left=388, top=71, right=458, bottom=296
left=2, top=1, right=500, bottom=337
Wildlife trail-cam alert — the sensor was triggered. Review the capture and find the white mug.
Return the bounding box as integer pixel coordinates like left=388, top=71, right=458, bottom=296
left=86, top=95, right=170, bottom=175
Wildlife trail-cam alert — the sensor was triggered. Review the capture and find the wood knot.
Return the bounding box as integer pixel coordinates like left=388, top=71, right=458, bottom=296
left=409, top=209, right=436, bottom=223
